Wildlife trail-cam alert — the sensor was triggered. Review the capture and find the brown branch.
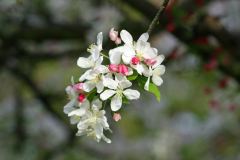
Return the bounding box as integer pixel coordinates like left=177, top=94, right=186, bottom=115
left=147, top=0, right=169, bottom=35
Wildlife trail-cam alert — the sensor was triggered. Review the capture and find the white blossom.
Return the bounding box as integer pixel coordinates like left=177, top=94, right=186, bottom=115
left=144, top=55, right=166, bottom=90
left=100, top=74, right=140, bottom=111
left=109, top=30, right=157, bottom=75
left=76, top=99, right=112, bottom=143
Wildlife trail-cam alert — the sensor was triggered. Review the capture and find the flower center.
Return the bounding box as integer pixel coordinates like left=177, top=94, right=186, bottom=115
left=136, top=51, right=143, bottom=60
left=116, top=89, right=123, bottom=97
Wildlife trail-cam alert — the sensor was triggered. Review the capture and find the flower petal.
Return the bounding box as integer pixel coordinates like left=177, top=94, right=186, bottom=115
left=153, top=65, right=165, bottom=76
left=138, top=33, right=149, bottom=42
left=96, top=65, right=109, bottom=74
left=152, top=75, right=163, bottom=86
left=122, top=46, right=135, bottom=64
left=111, top=94, right=122, bottom=111
left=132, top=63, right=145, bottom=75
left=144, top=76, right=150, bottom=91
left=83, top=81, right=96, bottom=92
left=123, top=89, right=140, bottom=100
left=77, top=57, right=93, bottom=68
left=79, top=69, right=92, bottom=82
left=89, top=45, right=100, bottom=61
left=96, top=81, right=104, bottom=93
left=68, top=108, right=86, bottom=117
left=120, top=30, right=133, bottom=45
left=97, top=32, right=103, bottom=51
left=119, top=79, right=132, bottom=89
left=94, top=56, right=103, bottom=66
left=92, top=98, right=102, bottom=110
left=153, top=55, right=165, bottom=68
left=100, top=90, right=116, bottom=101
left=142, top=47, right=157, bottom=59
left=63, top=100, right=76, bottom=114
left=109, top=47, right=124, bottom=64
left=103, top=77, right=118, bottom=90
left=70, top=115, right=81, bottom=124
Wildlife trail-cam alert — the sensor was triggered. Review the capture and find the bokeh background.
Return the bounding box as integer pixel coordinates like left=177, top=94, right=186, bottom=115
left=0, top=0, right=240, bottom=159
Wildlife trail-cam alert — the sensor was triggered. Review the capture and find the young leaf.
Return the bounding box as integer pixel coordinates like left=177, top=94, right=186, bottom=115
left=148, top=83, right=161, bottom=102
left=127, top=71, right=138, bottom=81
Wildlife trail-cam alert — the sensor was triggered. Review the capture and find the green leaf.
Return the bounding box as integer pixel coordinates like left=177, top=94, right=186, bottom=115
left=87, top=89, right=97, bottom=101
left=148, top=83, right=161, bottom=102
left=136, top=76, right=161, bottom=102
left=127, top=71, right=138, bottom=81
left=122, top=97, right=130, bottom=104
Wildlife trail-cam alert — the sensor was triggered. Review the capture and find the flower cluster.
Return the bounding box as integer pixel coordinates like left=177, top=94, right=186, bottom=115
left=64, top=28, right=165, bottom=143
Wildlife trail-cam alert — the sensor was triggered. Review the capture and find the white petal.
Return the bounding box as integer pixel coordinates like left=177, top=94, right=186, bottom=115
left=68, top=108, right=86, bottom=117
left=96, top=81, right=104, bottom=93
left=97, top=32, right=103, bottom=51
left=65, top=86, right=76, bottom=97
left=95, top=56, right=103, bottom=66
left=123, top=89, right=140, bottom=100
left=85, top=70, right=98, bottom=80
left=111, top=94, right=122, bottom=111
left=109, top=47, right=124, bottom=64
left=144, top=76, right=150, bottom=91
left=136, top=40, right=150, bottom=54
left=152, top=75, right=163, bottom=86
left=132, top=63, right=145, bottom=75
left=122, top=46, right=135, bottom=64
left=81, top=100, right=90, bottom=109
left=79, top=69, right=92, bottom=81
left=77, top=57, right=93, bottom=68
left=153, top=65, right=165, bottom=76
left=119, top=80, right=132, bottom=89
left=96, top=65, right=109, bottom=74
left=120, top=30, right=133, bottom=45
left=103, top=78, right=118, bottom=89
left=100, top=90, right=116, bottom=101
left=89, top=46, right=100, bottom=61
left=142, top=65, right=150, bottom=77
left=70, top=115, right=80, bottom=124
left=68, top=100, right=90, bottom=116
left=77, top=119, right=90, bottom=131
left=142, top=47, right=157, bottom=59
left=138, top=33, right=149, bottom=42
left=92, top=98, right=102, bottom=110
left=153, top=55, right=165, bottom=68
left=127, top=67, right=133, bottom=75
left=83, top=81, right=96, bottom=92
left=63, top=100, right=76, bottom=114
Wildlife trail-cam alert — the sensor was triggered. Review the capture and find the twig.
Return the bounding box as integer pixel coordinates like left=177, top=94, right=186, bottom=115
left=147, top=0, right=170, bottom=35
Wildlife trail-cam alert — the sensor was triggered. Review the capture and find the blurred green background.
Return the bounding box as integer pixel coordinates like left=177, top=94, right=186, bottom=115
left=0, top=0, right=240, bottom=159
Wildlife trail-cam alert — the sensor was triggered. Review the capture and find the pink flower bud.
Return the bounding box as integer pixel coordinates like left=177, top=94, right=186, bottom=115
left=113, top=113, right=121, bottom=122
left=118, top=64, right=129, bottom=75
left=115, top=37, right=122, bottom=45
left=108, top=64, right=119, bottom=72
left=78, top=93, right=86, bottom=103
left=131, top=56, right=140, bottom=65
left=109, top=28, right=118, bottom=41
left=73, top=83, right=84, bottom=91
left=144, top=58, right=157, bottom=66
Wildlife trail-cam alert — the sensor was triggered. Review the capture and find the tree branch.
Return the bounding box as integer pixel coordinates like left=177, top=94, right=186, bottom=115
left=147, top=0, right=169, bottom=35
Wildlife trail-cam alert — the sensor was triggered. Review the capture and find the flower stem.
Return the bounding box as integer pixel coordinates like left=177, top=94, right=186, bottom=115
left=101, top=53, right=109, bottom=59
left=147, top=0, right=170, bottom=35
